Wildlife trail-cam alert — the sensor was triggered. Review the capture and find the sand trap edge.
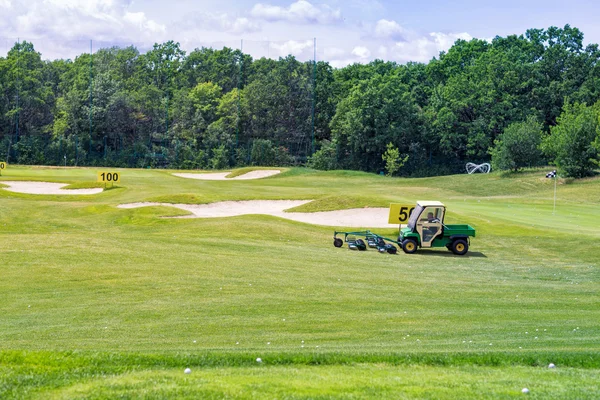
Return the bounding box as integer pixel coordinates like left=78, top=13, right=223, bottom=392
left=117, top=200, right=393, bottom=228
left=0, top=181, right=103, bottom=195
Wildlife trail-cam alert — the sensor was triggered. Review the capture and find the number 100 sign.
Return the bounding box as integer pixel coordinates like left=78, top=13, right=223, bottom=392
left=97, top=171, right=120, bottom=183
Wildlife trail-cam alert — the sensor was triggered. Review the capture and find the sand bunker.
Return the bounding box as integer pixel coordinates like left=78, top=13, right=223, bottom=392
left=0, top=181, right=103, bottom=195
left=118, top=200, right=393, bottom=228
left=173, top=170, right=281, bottom=180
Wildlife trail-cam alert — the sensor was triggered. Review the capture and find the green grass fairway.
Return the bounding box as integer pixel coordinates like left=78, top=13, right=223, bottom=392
left=1, top=166, right=599, bottom=399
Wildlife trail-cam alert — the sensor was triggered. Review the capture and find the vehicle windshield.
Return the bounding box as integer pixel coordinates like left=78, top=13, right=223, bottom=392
left=407, top=204, right=423, bottom=231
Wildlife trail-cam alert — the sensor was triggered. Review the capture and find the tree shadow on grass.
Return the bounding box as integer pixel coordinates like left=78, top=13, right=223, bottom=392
left=413, top=249, right=488, bottom=258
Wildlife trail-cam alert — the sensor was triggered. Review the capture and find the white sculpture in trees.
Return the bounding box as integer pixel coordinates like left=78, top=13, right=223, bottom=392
left=466, top=162, right=491, bottom=174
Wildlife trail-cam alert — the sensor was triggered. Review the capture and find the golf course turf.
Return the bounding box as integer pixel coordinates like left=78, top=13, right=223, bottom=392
left=1, top=166, right=599, bottom=399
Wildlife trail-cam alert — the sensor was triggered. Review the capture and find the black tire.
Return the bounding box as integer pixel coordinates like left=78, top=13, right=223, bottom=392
left=386, top=244, right=397, bottom=254
left=451, top=239, right=469, bottom=255
left=402, top=239, right=418, bottom=254
left=333, top=238, right=343, bottom=248
left=356, top=239, right=367, bottom=251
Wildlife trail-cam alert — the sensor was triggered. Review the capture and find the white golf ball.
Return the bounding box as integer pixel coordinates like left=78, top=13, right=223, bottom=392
left=184, top=368, right=191, bottom=374
left=256, top=358, right=262, bottom=363
left=522, top=388, right=529, bottom=394
left=549, top=363, right=556, bottom=368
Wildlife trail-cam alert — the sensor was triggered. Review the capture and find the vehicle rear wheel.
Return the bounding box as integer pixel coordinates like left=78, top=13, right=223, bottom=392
left=333, top=238, right=343, bottom=248
left=451, top=239, right=469, bottom=255
left=402, top=239, right=418, bottom=254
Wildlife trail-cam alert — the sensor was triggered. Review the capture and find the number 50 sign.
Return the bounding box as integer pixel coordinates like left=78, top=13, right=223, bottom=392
left=388, top=204, right=416, bottom=224
left=97, top=171, right=120, bottom=183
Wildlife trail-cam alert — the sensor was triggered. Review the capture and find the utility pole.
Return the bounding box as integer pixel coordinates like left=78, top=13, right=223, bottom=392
left=311, top=38, right=316, bottom=156
left=89, top=40, right=93, bottom=161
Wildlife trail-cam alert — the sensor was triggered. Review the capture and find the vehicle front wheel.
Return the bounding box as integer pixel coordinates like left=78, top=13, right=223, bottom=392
left=402, top=239, right=418, bottom=254
left=451, top=239, right=469, bottom=255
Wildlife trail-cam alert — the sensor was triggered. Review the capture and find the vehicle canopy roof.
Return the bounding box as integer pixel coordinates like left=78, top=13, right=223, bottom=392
left=417, top=201, right=445, bottom=208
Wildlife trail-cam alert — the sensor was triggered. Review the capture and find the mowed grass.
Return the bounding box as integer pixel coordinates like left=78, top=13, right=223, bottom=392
left=0, top=166, right=599, bottom=399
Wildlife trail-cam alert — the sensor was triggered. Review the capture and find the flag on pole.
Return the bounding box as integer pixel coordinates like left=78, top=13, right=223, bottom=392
left=546, top=170, right=557, bottom=178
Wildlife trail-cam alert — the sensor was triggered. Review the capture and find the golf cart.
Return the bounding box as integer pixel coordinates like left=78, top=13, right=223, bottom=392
left=398, top=201, right=475, bottom=255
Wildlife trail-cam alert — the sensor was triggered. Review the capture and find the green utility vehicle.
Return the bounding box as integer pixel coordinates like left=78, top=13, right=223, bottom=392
left=398, top=201, right=476, bottom=255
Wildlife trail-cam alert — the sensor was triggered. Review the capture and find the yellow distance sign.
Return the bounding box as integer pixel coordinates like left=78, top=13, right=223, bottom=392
left=388, top=203, right=416, bottom=224
left=0, top=161, right=6, bottom=170
left=97, top=171, right=120, bottom=184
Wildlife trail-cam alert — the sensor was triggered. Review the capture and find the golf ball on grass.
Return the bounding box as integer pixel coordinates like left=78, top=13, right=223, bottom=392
left=522, top=388, right=529, bottom=394
left=256, top=358, right=262, bottom=363
left=549, top=363, right=556, bottom=368
left=184, top=368, right=191, bottom=374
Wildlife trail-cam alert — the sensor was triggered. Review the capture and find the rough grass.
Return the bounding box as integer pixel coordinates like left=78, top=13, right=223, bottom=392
left=63, top=182, right=118, bottom=190
left=0, top=166, right=599, bottom=398
left=2, top=352, right=599, bottom=399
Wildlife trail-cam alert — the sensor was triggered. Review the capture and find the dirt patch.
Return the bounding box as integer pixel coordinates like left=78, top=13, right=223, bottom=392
left=173, top=170, right=281, bottom=180
left=0, top=181, right=103, bottom=195
left=117, top=200, right=393, bottom=228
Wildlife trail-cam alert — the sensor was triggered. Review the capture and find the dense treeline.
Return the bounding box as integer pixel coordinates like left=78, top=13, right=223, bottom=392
left=1, top=25, right=599, bottom=177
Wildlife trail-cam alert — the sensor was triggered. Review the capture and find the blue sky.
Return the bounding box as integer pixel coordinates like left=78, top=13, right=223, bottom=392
left=1, top=0, right=599, bottom=66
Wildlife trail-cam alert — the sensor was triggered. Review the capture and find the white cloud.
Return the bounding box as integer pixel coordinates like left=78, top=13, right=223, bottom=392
left=429, top=31, right=473, bottom=49
left=351, top=45, right=370, bottom=59
left=0, top=0, right=473, bottom=66
left=230, top=17, right=261, bottom=34
left=374, top=19, right=406, bottom=41
left=251, top=0, right=342, bottom=24
left=180, top=13, right=261, bottom=35
left=324, top=46, right=345, bottom=59
left=3, top=0, right=166, bottom=46
left=390, top=31, right=473, bottom=62
left=270, top=39, right=313, bottom=59
left=124, top=12, right=166, bottom=34
left=322, top=28, right=473, bottom=67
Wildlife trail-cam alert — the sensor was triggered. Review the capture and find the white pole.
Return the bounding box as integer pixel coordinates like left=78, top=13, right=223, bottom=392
left=553, top=174, right=557, bottom=214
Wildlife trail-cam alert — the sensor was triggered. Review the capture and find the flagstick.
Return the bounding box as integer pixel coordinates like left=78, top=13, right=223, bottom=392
left=553, top=174, right=557, bottom=214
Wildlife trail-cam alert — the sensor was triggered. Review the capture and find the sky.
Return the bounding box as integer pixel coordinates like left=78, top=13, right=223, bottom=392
left=1, top=0, right=599, bottom=67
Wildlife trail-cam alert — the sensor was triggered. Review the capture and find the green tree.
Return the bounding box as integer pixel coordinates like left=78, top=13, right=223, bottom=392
left=542, top=101, right=599, bottom=178
left=330, top=74, right=422, bottom=172
left=490, top=115, right=543, bottom=171
left=382, top=143, right=409, bottom=176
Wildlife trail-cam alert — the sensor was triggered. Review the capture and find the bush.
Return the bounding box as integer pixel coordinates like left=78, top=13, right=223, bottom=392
left=307, top=140, right=338, bottom=170
left=210, top=144, right=230, bottom=169
left=542, top=101, right=599, bottom=178
left=250, top=139, right=276, bottom=166
left=490, top=115, right=543, bottom=171
left=382, top=142, right=409, bottom=176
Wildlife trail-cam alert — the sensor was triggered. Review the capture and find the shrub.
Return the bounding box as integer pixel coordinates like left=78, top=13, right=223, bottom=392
left=382, top=142, right=409, bottom=176
left=307, top=140, right=338, bottom=170
left=490, top=115, right=543, bottom=171
left=542, top=101, right=599, bottom=178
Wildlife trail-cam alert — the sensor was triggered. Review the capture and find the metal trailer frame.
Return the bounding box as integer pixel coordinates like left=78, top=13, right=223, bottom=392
left=333, top=230, right=400, bottom=253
